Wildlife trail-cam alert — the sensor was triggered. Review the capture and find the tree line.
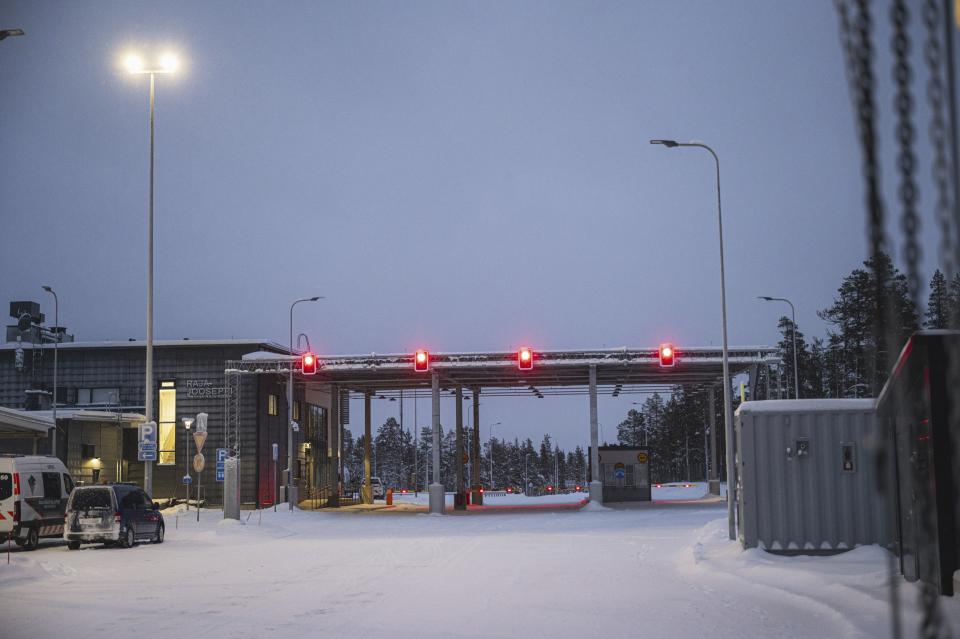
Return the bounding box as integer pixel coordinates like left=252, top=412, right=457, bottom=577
left=343, top=417, right=587, bottom=492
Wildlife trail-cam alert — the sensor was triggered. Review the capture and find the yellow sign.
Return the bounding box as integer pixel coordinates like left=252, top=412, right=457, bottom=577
left=193, top=453, right=205, bottom=473
left=637, top=452, right=649, bottom=464
left=193, top=431, right=208, bottom=452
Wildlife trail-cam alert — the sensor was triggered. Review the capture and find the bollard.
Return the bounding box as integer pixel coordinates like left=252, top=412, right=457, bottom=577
left=386, top=488, right=393, bottom=506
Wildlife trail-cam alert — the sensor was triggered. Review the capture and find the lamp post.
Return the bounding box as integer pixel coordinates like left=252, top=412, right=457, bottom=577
left=487, top=421, right=501, bottom=489
left=758, top=296, right=800, bottom=400
left=125, top=51, right=179, bottom=496
left=288, top=296, right=322, bottom=510
left=0, top=28, right=25, bottom=41
left=41, top=286, right=58, bottom=458
left=650, top=138, right=735, bottom=540
left=182, top=417, right=194, bottom=509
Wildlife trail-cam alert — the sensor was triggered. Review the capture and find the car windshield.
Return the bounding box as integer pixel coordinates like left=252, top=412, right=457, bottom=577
left=69, top=488, right=112, bottom=510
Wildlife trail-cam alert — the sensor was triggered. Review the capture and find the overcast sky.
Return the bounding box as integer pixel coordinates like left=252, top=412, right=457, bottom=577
left=0, top=2, right=947, bottom=450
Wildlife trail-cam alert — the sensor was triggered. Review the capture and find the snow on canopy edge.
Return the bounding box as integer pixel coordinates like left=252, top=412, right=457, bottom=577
left=736, top=399, right=876, bottom=415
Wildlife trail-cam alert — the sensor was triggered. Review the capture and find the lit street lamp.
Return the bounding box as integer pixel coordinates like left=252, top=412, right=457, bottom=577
left=288, top=296, right=322, bottom=510
left=758, top=296, right=800, bottom=400
left=124, top=50, right=179, bottom=496
left=41, top=286, right=58, bottom=457
left=0, top=28, right=25, bottom=41
left=650, top=138, right=735, bottom=540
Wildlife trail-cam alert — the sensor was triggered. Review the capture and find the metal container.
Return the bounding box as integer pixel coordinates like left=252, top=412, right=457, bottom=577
left=736, top=399, right=888, bottom=552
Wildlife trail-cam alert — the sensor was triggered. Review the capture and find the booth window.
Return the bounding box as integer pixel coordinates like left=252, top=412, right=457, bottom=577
left=158, top=381, right=176, bottom=465
left=268, top=394, right=278, bottom=416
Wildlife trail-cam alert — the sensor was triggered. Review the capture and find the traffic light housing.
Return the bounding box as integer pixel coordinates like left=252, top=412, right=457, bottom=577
left=518, top=347, right=533, bottom=370
left=658, top=343, right=675, bottom=367
left=414, top=349, right=430, bottom=372
left=301, top=352, right=317, bottom=375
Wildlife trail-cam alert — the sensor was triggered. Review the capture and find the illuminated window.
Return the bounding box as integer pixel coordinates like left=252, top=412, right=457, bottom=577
left=293, top=401, right=300, bottom=421
left=268, top=394, right=278, bottom=416
left=158, top=381, right=176, bottom=465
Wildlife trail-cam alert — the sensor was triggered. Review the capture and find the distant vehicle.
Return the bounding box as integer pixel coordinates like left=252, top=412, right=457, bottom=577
left=0, top=455, right=74, bottom=551
left=63, top=483, right=164, bottom=549
left=361, top=476, right=386, bottom=499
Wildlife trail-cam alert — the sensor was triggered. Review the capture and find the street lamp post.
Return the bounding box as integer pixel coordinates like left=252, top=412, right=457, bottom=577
left=288, top=296, right=321, bottom=510
left=758, top=296, right=800, bottom=399
left=41, top=286, right=58, bottom=458
left=125, top=51, right=178, bottom=496
left=487, top=421, right=501, bottom=489
left=650, top=138, right=735, bottom=540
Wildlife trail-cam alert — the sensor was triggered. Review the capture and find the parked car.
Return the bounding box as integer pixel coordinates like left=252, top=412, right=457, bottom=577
left=63, top=483, right=164, bottom=549
left=0, top=454, right=74, bottom=551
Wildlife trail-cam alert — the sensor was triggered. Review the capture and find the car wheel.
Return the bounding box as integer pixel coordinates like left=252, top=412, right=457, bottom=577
left=24, top=527, right=39, bottom=551
left=67, top=541, right=81, bottom=551
left=154, top=523, right=164, bottom=544
left=121, top=526, right=135, bottom=548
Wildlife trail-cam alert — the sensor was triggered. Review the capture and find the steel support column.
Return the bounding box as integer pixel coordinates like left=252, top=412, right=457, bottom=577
left=708, top=386, right=720, bottom=495
left=588, top=364, right=602, bottom=503
left=429, top=370, right=444, bottom=514
left=363, top=391, right=372, bottom=504
left=454, top=385, right=465, bottom=510
left=471, top=387, right=482, bottom=505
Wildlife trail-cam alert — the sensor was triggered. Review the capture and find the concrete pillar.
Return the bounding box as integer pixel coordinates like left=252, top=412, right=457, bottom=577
left=588, top=364, right=602, bottom=503
left=328, top=384, right=340, bottom=507
left=708, top=386, right=720, bottom=495
left=471, top=387, right=482, bottom=505
left=454, top=385, right=465, bottom=510
left=429, top=370, right=444, bottom=514
left=363, top=391, right=372, bottom=504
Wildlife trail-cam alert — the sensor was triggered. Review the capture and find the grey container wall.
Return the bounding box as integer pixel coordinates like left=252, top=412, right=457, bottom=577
left=736, top=399, right=888, bottom=551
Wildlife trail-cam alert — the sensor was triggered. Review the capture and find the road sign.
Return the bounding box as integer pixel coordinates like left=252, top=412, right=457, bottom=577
left=637, top=452, right=649, bottom=464
left=193, top=430, right=208, bottom=452
left=215, top=448, right=226, bottom=482
left=138, top=421, right=157, bottom=461
left=182, top=475, right=193, bottom=485
left=193, top=453, right=205, bottom=473
left=272, top=443, right=278, bottom=461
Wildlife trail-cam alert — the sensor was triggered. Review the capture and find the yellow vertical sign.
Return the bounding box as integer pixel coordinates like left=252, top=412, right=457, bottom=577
left=740, top=382, right=746, bottom=403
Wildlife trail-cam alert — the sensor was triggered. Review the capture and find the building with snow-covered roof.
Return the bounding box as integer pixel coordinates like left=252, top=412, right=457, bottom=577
left=0, top=316, right=338, bottom=508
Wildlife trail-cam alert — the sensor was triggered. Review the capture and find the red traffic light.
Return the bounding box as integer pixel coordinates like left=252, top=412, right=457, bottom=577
left=547, top=485, right=554, bottom=492
left=302, top=352, right=317, bottom=375
left=414, top=349, right=430, bottom=372
left=658, top=343, right=675, bottom=367
left=518, top=347, right=533, bottom=370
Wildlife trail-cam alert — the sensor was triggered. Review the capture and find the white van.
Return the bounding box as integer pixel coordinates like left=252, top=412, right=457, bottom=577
left=0, top=455, right=75, bottom=550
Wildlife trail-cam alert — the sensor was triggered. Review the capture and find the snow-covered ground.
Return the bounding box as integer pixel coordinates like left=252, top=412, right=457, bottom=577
left=1, top=484, right=956, bottom=639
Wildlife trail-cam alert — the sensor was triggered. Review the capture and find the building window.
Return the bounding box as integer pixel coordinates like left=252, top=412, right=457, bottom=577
left=158, top=381, right=176, bottom=465
left=77, top=388, right=120, bottom=406
left=293, top=401, right=300, bottom=421
left=268, top=394, right=278, bottom=416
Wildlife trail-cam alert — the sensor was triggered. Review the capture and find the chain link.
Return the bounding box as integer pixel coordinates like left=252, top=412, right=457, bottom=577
left=892, top=0, right=923, bottom=309
left=924, top=0, right=955, bottom=278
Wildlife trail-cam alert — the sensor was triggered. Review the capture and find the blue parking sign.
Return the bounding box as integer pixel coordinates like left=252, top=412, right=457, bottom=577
left=215, top=448, right=226, bottom=482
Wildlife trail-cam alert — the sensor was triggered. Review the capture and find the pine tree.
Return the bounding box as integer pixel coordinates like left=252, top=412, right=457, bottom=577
left=925, top=269, right=950, bottom=329
left=616, top=409, right=646, bottom=446
left=819, top=252, right=919, bottom=396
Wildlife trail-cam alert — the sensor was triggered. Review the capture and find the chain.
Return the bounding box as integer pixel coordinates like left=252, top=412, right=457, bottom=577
left=892, top=2, right=945, bottom=637
left=836, top=1, right=905, bottom=637
left=925, top=0, right=955, bottom=278
left=892, top=0, right=923, bottom=309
